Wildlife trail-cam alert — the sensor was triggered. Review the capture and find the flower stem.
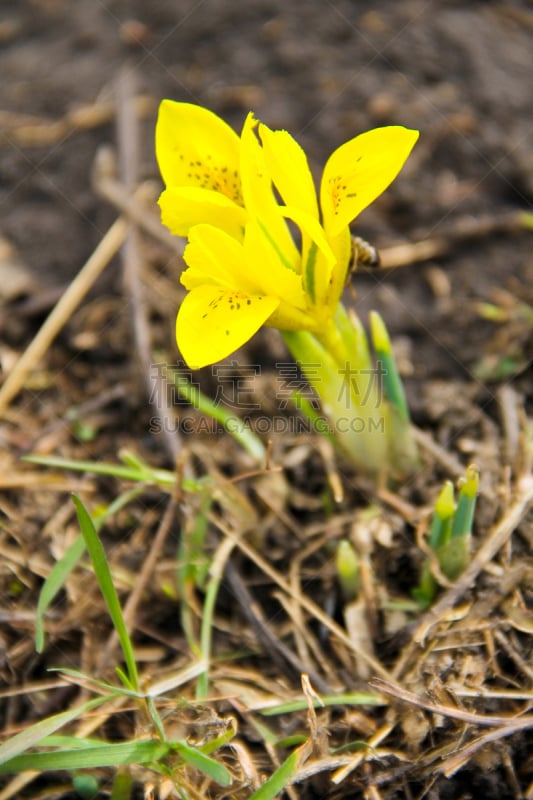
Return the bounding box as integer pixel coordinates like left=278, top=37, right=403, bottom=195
left=282, top=302, right=417, bottom=476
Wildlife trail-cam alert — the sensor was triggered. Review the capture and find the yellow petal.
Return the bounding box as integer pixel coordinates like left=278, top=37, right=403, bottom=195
left=176, top=285, right=279, bottom=369
left=323, top=226, right=352, bottom=311
left=240, top=113, right=300, bottom=272
left=243, top=220, right=308, bottom=310
left=320, top=126, right=419, bottom=236
left=181, top=224, right=249, bottom=291
left=155, top=100, right=242, bottom=205
left=258, top=123, right=319, bottom=219
left=159, top=187, right=246, bottom=239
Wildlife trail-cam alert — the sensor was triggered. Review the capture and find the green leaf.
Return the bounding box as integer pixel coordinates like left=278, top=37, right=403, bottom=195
left=0, top=695, right=112, bottom=767
left=36, top=485, right=148, bottom=652
left=369, top=310, right=409, bottom=423
left=173, top=741, right=232, bottom=787
left=174, top=373, right=266, bottom=462
left=72, top=495, right=139, bottom=692
left=451, top=465, right=479, bottom=539
left=110, top=770, right=133, bottom=800
left=35, top=534, right=86, bottom=653
left=257, top=692, right=381, bottom=716
left=248, top=748, right=300, bottom=799
left=428, top=481, right=455, bottom=549
left=24, top=453, right=201, bottom=491
left=0, top=740, right=170, bottom=774
left=51, top=667, right=142, bottom=698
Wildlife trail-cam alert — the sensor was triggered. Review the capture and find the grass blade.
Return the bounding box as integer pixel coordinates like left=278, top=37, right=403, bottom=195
left=0, top=695, right=111, bottom=767
left=173, top=741, right=232, bottom=787
left=72, top=495, right=139, bottom=692
left=24, top=453, right=201, bottom=491
left=36, top=486, right=145, bottom=653
left=174, top=374, right=266, bottom=462
left=369, top=310, right=409, bottom=422
left=0, top=740, right=170, bottom=774
left=35, top=534, right=86, bottom=653
left=248, top=748, right=300, bottom=800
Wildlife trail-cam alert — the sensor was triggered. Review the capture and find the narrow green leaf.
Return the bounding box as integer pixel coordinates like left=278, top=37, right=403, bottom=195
left=72, top=495, right=139, bottom=692
left=369, top=311, right=409, bottom=423
left=52, top=667, right=142, bottom=698
left=336, top=539, right=360, bottom=601
left=36, top=486, right=145, bottom=653
left=24, top=453, right=201, bottom=492
left=174, top=374, right=265, bottom=462
left=110, top=770, right=133, bottom=800
left=412, top=562, right=437, bottom=609
left=257, top=692, right=382, bottom=716
left=24, top=454, right=173, bottom=484
left=0, top=695, right=112, bottom=766
left=428, top=481, right=455, bottom=549
left=173, top=741, right=232, bottom=787
left=37, top=735, right=108, bottom=749
left=248, top=748, right=300, bottom=800
left=0, top=740, right=170, bottom=774
left=35, top=534, right=86, bottom=653
left=451, top=465, right=479, bottom=539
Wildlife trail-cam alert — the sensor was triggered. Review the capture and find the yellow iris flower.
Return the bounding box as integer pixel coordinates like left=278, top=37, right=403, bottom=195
left=156, top=100, right=418, bottom=369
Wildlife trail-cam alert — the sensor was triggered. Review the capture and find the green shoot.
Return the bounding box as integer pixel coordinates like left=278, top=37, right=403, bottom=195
left=428, top=480, right=455, bottom=550
left=336, top=539, right=360, bottom=601
left=369, top=310, right=409, bottom=423
left=414, top=466, right=479, bottom=607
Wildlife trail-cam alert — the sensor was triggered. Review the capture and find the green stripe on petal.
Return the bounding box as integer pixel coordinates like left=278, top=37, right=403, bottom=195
left=240, top=113, right=301, bottom=271
left=243, top=221, right=308, bottom=308
left=280, top=205, right=336, bottom=307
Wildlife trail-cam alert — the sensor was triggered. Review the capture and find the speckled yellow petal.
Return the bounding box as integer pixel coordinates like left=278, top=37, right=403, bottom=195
left=176, top=285, right=279, bottom=369
left=159, top=187, right=246, bottom=239
left=320, top=126, right=419, bottom=237
left=180, top=224, right=248, bottom=291
left=258, top=123, right=319, bottom=218
left=156, top=100, right=243, bottom=205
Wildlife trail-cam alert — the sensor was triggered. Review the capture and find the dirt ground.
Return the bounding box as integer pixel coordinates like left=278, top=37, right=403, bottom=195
left=1, top=1, right=533, bottom=798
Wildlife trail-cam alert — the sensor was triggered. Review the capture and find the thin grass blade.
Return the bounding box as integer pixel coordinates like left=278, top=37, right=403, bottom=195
left=173, top=740, right=232, bottom=787
left=35, top=534, right=86, bottom=653
left=0, top=695, right=112, bottom=766
left=248, top=748, right=301, bottom=799
left=0, top=740, right=170, bottom=774
left=72, top=494, right=139, bottom=692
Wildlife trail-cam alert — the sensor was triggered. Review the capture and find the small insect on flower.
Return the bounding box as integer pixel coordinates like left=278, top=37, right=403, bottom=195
left=348, top=235, right=381, bottom=273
